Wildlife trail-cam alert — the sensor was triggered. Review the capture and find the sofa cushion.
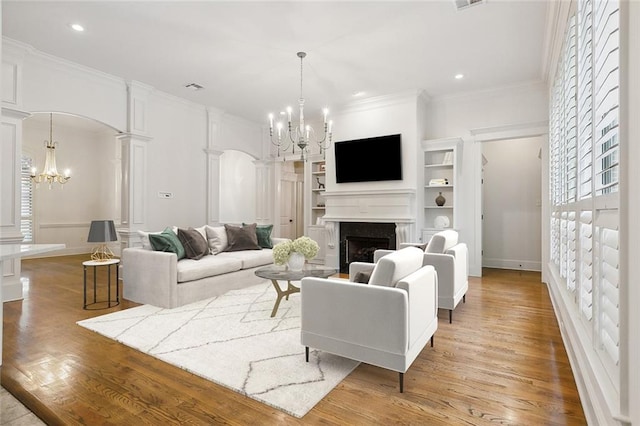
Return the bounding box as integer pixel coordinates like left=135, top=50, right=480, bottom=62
left=149, top=227, right=186, bottom=259
left=369, top=246, right=423, bottom=287
left=224, top=223, right=261, bottom=252
left=177, top=255, right=242, bottom=283
left=138, top=230, right=161, bottom=250
left=206, top=225, right=228, bottom=254
left=425, top=229, right=459, bottom=254
left=217, top=249, right=274, bottom=269
left=243, top=222, right=274, bottom=249
left=177, top=227, right=209, bottom=260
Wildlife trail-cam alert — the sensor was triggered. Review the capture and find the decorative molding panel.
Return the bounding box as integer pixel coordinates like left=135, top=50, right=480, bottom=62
left=126, top=81, right=154, bottom=135
left=1, top=62, right=19, bottom=106
left=323, top=189, right=416, bottom=223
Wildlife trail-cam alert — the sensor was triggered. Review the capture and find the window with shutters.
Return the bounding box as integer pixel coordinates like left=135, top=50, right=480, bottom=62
left=20, top=155, right=34, bottom=243
left=548, top=0, right=620, bottom=399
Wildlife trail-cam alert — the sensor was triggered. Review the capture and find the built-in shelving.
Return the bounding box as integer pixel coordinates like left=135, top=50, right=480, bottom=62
left=420, top=138, right=461, bottom=242
left=305, top=156, right=326, bottom=264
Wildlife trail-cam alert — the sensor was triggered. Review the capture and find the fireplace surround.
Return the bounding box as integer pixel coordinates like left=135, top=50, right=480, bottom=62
left=339, top=222, right=396, bottom=273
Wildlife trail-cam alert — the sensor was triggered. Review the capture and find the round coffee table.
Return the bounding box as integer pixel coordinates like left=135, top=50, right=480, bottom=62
left=255, top=265, right=337, bottom=317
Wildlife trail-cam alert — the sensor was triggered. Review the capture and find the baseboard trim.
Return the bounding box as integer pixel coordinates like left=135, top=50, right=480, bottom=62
left=482, top=258, right=541, bottom=271
left=546, top=265, right=622, bottom=425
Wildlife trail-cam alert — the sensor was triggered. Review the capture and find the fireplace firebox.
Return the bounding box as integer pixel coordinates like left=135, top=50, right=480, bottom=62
left=339, top=222, right=396, bottom=273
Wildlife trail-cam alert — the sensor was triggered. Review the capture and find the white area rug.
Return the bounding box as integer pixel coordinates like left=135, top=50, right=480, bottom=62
left=77, top=281, right=359, bottom=418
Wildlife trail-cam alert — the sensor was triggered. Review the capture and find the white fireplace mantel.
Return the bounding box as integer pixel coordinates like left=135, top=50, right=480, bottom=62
left=320, top=188, right=416, bottom=269
left=322, top=188, right=416, bottom=223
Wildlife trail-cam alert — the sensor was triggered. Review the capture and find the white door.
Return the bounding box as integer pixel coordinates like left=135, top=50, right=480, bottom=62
left=280, top=179, right=296, bottom=240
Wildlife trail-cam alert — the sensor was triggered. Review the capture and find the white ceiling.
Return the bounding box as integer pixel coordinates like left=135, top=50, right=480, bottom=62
left=2, top=1, right=550, bottom=125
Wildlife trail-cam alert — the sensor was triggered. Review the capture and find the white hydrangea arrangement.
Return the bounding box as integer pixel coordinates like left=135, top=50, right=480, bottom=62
left=272, top=236, right=319, bottom=265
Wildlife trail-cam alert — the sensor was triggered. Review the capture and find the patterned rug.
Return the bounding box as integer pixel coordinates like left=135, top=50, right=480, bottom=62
left=77, top=281, right=359, bottom=418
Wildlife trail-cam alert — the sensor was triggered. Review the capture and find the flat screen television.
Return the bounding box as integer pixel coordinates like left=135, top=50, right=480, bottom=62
left=334, top=134, right=402, bottom=183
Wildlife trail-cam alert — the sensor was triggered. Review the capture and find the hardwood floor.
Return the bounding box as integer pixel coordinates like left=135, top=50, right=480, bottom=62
left=2, top=255, right=586, bottom=425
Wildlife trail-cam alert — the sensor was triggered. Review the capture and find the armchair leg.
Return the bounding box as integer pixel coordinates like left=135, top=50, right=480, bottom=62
left=305, top=346, right=309, bottom=362
left=431, top=335, right=434, bottom=347
left=463, top=294, right=466, bottom=303
left=399, top=372, right=404, bottom=393
left=449, top=309, right=453, bottom=324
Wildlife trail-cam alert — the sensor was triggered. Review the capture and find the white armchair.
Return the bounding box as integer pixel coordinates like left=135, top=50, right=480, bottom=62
left=300, top=247, right=438, bottom=392
left=377, top=229, right=468, bottom=323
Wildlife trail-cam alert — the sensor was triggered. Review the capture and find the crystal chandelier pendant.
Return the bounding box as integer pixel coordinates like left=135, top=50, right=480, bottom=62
left=30, top=113, right=71, bottom=188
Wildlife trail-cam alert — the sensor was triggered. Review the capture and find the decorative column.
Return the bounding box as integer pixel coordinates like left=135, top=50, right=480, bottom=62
left=395, top=222, right=412, bottom=246
left=117, top=81, right=153, bottom=249
left=205, top=107, right=224, bottom=225
left=1, top=108, right=30, bottom=302
left=254, top=159, right=274, bottom=224
left=1, top=43, right=29, bottom=303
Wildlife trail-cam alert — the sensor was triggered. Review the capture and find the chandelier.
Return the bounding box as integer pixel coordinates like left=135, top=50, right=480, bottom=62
left=30, top=113, right=71, bottom=188
left=268, top=52, right=333, bottom=160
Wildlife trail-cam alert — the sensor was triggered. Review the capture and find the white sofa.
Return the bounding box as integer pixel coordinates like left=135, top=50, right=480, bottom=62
left=300, top=247, right=438, bottom=392
left=122, top=226, right=287, bottom=308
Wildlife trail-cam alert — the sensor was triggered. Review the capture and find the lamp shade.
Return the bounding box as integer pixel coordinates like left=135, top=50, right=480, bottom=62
left=87, top=220, right=118, bottom=243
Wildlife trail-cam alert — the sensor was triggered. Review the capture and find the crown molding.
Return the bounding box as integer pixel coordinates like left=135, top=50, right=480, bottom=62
left=429, top=79, right=546, bottom=104
left=336, top=89, right=425, bottom=116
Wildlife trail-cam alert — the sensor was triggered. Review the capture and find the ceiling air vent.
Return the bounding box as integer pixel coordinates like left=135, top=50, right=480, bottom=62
left=184, top=83, right=204, bottom=91
left=454, top=0, right=485, bottom=11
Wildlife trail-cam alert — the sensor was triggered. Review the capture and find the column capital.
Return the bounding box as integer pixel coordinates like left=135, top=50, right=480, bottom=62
left=115, top=132, right=153, bottom=143
left=1, top=107, right=30, bottom=120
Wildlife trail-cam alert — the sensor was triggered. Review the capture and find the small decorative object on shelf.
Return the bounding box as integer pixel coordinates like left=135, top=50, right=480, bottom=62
left=435, top=192, right=446, bottom=207
left=272, top=236, right=320, bottom=271
left=442, top=151, right=453, bottom=165
left=316, top=176, right=325, bottom=189
left=429, top=178, right=449, bottom=186
left=434, top=215, right=450, bottom=229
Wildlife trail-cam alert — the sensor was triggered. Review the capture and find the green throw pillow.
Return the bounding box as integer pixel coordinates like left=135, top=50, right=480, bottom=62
left=243, top=222, right=273, bottom=248
left=149, top=227, right=186, bottom=259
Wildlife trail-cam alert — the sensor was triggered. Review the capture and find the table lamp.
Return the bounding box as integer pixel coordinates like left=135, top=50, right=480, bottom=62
left=87, top=220, right=118, bottom=261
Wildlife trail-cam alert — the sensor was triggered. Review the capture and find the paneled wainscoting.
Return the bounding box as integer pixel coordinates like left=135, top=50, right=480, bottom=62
left=2, top=255, right=586, bottom=425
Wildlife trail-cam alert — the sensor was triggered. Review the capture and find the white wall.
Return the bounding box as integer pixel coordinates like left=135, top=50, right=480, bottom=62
left=219, top=150, right=257, bottom=224
left=5, top=38, right=264, bottom=234
left=143, top=94, right=209, bottom=230
left=23, top=114, right=119, bottom=255
left=425, top=82, right=548, bottom=276
left=482, top=136, right=542, bottom=271
left=327, top=93, right=420, bottom=195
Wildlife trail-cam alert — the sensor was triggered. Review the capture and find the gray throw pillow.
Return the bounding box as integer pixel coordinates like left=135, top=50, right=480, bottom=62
left=353, top=270, right=372, bottom=284
left=177, top=227, right=209, bottom=260
left=224, top=223, right=261, bottom=252
left=243, top=222, right=273, bottom=248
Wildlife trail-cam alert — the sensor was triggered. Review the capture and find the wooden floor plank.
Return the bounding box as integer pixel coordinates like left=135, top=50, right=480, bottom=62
left=1, top=255, right=587, bottom=425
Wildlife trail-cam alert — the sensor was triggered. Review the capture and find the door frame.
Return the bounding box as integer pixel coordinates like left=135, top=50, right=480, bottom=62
left=469, top=121, right=549, bottom=280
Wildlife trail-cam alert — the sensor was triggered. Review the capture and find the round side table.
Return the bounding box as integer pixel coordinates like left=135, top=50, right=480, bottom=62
left=83, top=259, right=120, bottom=310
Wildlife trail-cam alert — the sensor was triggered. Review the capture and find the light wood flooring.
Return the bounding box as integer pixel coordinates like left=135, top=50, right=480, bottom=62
left=1, top=255, right=586, bottom=425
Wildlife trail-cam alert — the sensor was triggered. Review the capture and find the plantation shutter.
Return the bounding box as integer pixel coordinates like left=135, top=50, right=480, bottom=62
left=577, top=0, right=593, bottom=200
left=597, top=227, right=619, bottom=368
left=579, top=211, right=593, bottom=322
left=20, top=156, right=34, bottom=243
left=567, top=212, right=577, bottom=293
left=593, top=0, right=619, bottom=195
left=564, top=16, right=578, bottom=203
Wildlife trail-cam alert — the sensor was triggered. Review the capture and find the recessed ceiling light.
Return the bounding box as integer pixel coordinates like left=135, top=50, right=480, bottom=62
left=70, top=23, right=84, bottom=32
left=455, top=74, right=464, bottom=80
left=353, top=91, right=366, bottom=97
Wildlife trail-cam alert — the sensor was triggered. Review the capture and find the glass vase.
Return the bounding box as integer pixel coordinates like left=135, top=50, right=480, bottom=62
left=287, top=252, right=305, bottom=271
